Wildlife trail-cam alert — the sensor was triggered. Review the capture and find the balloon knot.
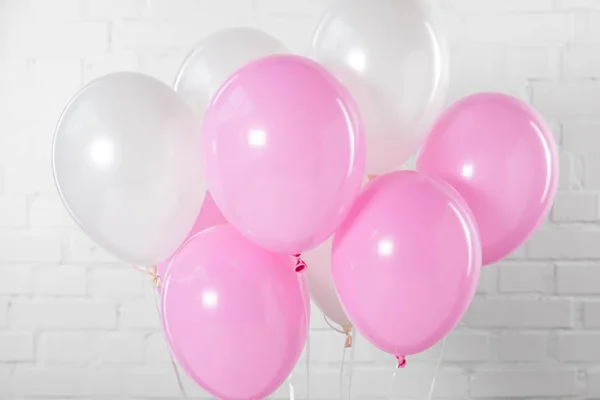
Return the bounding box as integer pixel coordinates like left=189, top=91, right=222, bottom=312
left=293, top=254, right=307, bottom=273
left=344, top=331, right=353, bottom=348
left=133, top=265, right=161, bottom=288
left=396, top=355, right=406, bottom=369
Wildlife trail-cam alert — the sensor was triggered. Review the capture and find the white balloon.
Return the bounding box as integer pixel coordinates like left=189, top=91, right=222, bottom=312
left=175, top=27, right=289, bottom=117
left=304, top=237, right=352, bottom=328
left=304, top=176, right=369, bottom=328
left=53, top=72, right=205, bottom=265
left=308, top=0, right=449, bottom=175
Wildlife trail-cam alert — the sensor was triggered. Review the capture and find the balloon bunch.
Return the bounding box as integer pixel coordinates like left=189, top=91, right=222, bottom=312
left=51, top=1, right=558, bottom=399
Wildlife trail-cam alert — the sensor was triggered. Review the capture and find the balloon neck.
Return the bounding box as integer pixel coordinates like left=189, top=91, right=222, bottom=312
left=368, top=174, right=378, bottom=181
left=293, top=253, right=307, bottom=273
left=396, top=355, right=407, bottom=369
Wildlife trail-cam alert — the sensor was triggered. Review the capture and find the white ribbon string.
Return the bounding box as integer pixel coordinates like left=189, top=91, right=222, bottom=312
left=151, top=283, right=188, bottom=398
left=322, top=315, right=355, bottom=400
left=346, top=328, right=356, bottom=400
left=387, top=363, right=400, bottom=399
left=288, top=373, right=296, bottom=400
left=387, top=338, right=445, bottom=400
left=427, top=338, right=446, bottom=400
left=340, top=341, right=348, bottom=400
left=297, top=272, right=311, bottom=400
left=135, top=265, right=188, bottom=398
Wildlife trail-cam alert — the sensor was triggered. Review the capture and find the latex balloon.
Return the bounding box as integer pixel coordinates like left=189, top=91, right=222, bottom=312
left=202, top=54, right=366, bottom=254
left=303, top=175, right=369, bottom=328
left=332, top=171, right=481, bottom=357
left=175, top=27, right=289, bottom=117
left=304, top=238, right=351, bottom=328
left=416, top=93, right=559, bottom=266
left=52, top=72, right=205, bottom=265
left=308, top=0, right=448, bottom=175
left=157, top=192, right=226, bottom=279
left=162, top=224, right=308, bottom=400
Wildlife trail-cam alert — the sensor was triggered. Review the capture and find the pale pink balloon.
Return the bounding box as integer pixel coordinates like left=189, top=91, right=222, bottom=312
left=304, top=237, right=352, bottom=328
left=161, top=224, right=308, bottom=400
left=416, top=92, right=558, bottom=266
left=202, top=54, right=365, bottom=254
left=303, top=175, right=369, bottom=329
left=156, top=192, right=226, bottom=278
left=332, top=171, right=481, bottom=357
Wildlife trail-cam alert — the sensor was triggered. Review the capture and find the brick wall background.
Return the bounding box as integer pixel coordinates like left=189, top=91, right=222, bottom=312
left=0, top=0, right=597, bottom=398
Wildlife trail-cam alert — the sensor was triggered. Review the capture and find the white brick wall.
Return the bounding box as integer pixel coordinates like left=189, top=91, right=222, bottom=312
left=0, top=0, right=596, bottom=398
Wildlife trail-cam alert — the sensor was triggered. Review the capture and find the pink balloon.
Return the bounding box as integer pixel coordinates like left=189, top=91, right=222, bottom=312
left=161, top=224, right=308, bottom=400
left=332, top=171, right=481, bottom=357
left=156, top=192, right=226, bottom=278
left=416, top=92, right=558, bottom=266
left=202, top=54, right=365, bottom=254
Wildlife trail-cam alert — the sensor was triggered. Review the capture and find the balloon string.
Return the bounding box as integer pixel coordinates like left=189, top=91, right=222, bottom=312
left=322, top=315, right=355, bottom=400
left=387, top=363, right=400, bottom=400
left=387, top=355, right=406, bottom=399
left=323, top=315, right=346, bottom=334
left=427, top=338, right=446, bottom=400
left=340, top=341, right=347, bottom=400
left=323, top=315, right=353, bottom=348
left=288, top=373, right=295, bottom=400
left=132, top=264, right=161, bottom=288
left=347, top=328, right=356, bottom=398
left=297, top=271, right=310, bottom=400
left=386, top=339, right=445, bottom=400
left=134, top=265, right=188, bottom=398
left=151, top=289, right=188, bottom=398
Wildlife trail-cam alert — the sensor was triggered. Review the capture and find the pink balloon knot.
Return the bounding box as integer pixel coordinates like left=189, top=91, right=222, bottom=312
left=293, top=254, right=307, bottom=273
left=396, top=355, right=406, bottom=369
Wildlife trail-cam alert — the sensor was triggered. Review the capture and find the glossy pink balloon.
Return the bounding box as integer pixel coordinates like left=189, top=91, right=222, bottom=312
left=332, top=171, right=481, bottom=357
left=416, top=93, right=558, bottom=266
left=161, top=224, right=308, bottom=400
left=202, top=54, right=365, bottom=254
left=157, top=192, right=226, bottom=278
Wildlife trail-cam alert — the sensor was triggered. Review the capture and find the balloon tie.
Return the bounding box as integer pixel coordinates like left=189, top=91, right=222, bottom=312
left=145, top=272, right=188, bottom=398
left=297, top=272, right=311, bottom=399
left=342, top=327, right=357, bottom=400
left=293, top=253, right=307, bottom=273
left=132, top=265, right=186, bottom=397
left=323, top=315, right=354, bottom=348
left=396, top=355, right=406, bottom=369
left=133, top=264, right=161, bottom=288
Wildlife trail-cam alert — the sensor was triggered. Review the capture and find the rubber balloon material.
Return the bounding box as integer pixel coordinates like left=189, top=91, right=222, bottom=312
left=304, top=175, right=369, bottom=327
left=416, top=92, right=558, bottom=265
left=202, top=54, right=366, bottom=254
left=161, top=224, right=309, bottom=400
left=304, top=238, right=352, bottom=327
left=157, top=192, right=226, bottom=279
left=175, top=27, right=289, bottom=118
left=53, top=72, right=205, bottom=265
left=332, top=171, right=481, bottom=356
left=308, top=0, right=449, bottom=175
